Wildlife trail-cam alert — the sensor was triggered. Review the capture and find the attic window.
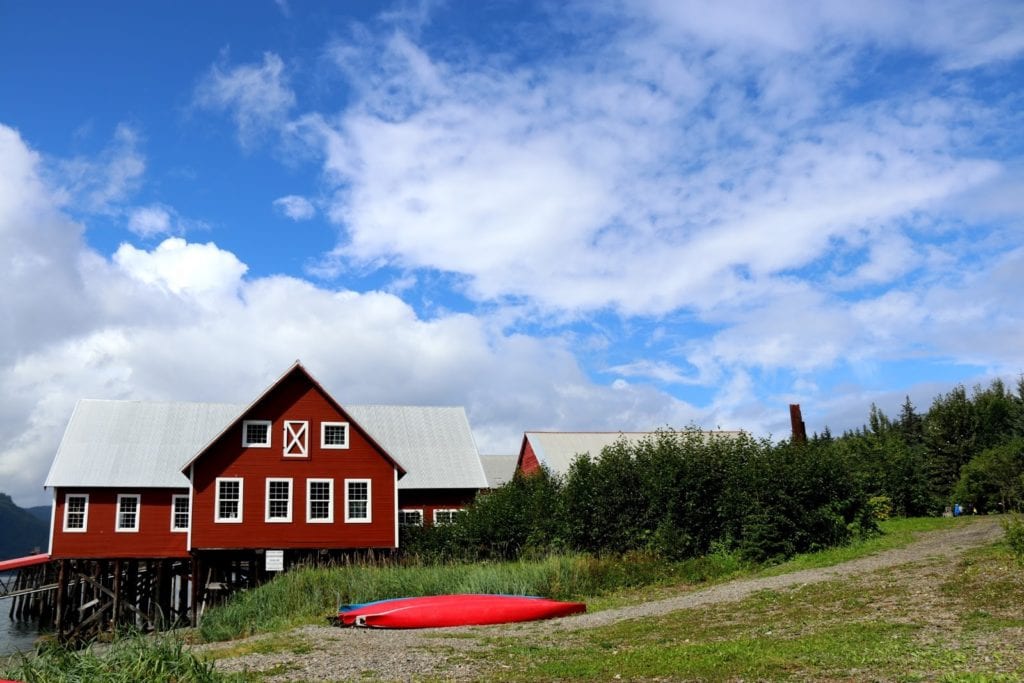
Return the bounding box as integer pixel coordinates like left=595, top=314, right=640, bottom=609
left=321, top=422, right=349, bottom=449
left=242, top=420, right=272, bottom=448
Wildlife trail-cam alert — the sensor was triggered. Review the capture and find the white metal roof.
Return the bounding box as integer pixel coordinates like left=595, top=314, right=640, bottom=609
left=523, top=431, right=742, bottom=477
left=45, top=399, right=487, bottom=491
left=347, top=405, right=488, bottom=490
left=479, top=454, right=517, bottom=488
left=45, top=400, right=243, bottom=488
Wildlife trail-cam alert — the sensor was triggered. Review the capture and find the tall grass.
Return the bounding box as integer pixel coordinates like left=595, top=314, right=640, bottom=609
left=1, top=633, right=225, bottom=683
left=198, top=551, right=745, bottom=642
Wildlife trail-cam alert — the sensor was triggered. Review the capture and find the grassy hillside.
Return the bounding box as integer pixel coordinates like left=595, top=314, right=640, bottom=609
left=0, top=492, right=49, bottom=559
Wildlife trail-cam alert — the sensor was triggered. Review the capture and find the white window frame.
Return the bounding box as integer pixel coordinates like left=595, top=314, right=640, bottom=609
left=306, top=478, right=334, bottom=523
left=321, top=422, right=350, bottom=450
left=242, top=420, right=272, bottom=448
left=171, top=494, right=190, bottom=532
left=433, top=509, right=465, bottom=526
left=398, top=508, right=424, bottom=527
left=344, top=479, right=372, bottom=523
left=116, top=494, right=141, bottom=533
left=283, top=420, right=308, bottom=458
left=62, top=493, right=89, bottom=533
left=265, top=478, right=293, bottom=523
left=215, top=477, right=244, bottom=523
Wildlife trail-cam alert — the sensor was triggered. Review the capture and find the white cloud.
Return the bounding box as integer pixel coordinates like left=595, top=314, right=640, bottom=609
left=127, top=204, right=173, bottom=237
left=193, top=52, right=296, bottom=148
left=0, top=125, right=709, bottom=507
left=273, top=194, right=316, bottom=221
left=54, top=123, right=145, bottom=214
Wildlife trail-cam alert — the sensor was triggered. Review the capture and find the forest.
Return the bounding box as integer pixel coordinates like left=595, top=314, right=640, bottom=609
left=405, top=377, right=1024, bottom=564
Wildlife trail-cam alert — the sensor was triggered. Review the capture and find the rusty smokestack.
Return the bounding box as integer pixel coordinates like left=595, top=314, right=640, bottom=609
left=789, top=404, right=807, bottom=443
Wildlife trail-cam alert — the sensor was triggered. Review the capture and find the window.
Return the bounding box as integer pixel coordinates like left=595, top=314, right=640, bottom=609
left=398, top=509, right=423, bottom=527
left=433, top=509, right=465, bottom=526
left=215, top=478, right=243, bottom=523
left=321, top=422, right=349, bottom=449
left=171, top=495, right=190, bottom=532
left=344, top=479, right=371, bottom=523
left=265, top=478, right=293, bottom=522
left=116, top=494, right=140, bottom=532
left=307, top=479, right=334, bottom=523
left=63, top=494, right=89, bottom=532
left=242, top=420, right=271, bottom=448
left=283, top=421, right=308, bottom=457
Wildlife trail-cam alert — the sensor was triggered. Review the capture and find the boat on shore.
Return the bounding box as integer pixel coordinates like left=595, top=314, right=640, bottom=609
left=336, top=594, right=586, bottom=629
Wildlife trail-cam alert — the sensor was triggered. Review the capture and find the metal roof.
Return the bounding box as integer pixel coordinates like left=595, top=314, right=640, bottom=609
left=523, top=431, right=742, bottom=477
left=479, top=454, right=517, bottom=488
left=45, top=399, right=487, bottom=491
left=45, top=400, right=243, bottom=488
left=347, top=405, right=488, bottom=490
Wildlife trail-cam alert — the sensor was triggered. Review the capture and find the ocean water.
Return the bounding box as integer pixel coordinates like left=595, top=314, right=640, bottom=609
left=0, top=617, right=39, bottom=657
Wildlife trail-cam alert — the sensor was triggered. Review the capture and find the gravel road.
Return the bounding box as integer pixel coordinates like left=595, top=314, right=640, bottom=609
left=205, top=517, right=1005, bottom=682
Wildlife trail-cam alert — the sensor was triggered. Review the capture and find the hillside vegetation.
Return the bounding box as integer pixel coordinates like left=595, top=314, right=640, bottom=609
left=0, top=492, right=48, bottom=560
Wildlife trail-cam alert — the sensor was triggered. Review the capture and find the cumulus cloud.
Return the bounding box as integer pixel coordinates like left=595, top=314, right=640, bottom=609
left=0, top=125, right=709, bottom=507
left=273, top=194, right=316, bottom=221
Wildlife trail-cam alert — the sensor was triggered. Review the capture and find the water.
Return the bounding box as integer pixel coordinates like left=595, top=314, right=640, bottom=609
left=0, top=617, right=39, bottom=656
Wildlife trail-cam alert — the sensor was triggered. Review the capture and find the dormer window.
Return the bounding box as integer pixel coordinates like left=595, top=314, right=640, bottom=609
left=242, top=420, right=272, bottom=448
left=321, top=422, right=349, bottom=449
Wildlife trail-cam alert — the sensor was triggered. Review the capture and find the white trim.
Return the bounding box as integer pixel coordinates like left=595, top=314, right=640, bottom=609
left=62, top=493, right=88, bottom=533
left=344, top=478, right=372, bottom=523
left=433, top=508, right=464, bottom=526
left=398, top=508, right=424, bottom=526
left=215, top=477, right=244, bottom=523
left=115, top=494, right=141, bottom=533
left=265, top=478, right=293, bottom=523
left=306, top=478, right=334, bottom=523
left=393, top=469, right=399, bottom=547
left=283, top=420, right=308, bottom=458
left=187, top=465, right=194, bottom=551
left=171, top=494, right=190, bottom=532
left=48, top=490, right=56, bottom=555
left=242, top=420, right=272, bottom=448
left=321, top=421, right=350, bottom=450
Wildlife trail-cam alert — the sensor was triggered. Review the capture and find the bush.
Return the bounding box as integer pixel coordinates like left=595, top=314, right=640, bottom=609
left=1003, top=515, right=1024, bottom=563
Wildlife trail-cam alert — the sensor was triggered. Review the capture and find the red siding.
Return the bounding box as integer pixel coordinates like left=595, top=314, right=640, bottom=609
left=517, top=439, right=541, bottom=476
left=190, top=370, right=398, bottom=550
left=51, top=488, right=189, bottom=559
left=398, top=489, right=476, bottom=527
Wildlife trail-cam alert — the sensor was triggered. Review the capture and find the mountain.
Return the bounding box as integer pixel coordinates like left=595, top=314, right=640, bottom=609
left=27, top=506, right=51, bottom=523
left=0, top=493, right=49, bottom=560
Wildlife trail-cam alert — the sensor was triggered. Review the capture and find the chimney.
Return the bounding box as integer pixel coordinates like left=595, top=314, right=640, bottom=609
left=789, top=404, right=807, bottom=443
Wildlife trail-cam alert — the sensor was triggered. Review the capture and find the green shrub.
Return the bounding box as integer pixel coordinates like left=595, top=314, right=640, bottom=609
left=1003, top=515, right=1024, bottom=563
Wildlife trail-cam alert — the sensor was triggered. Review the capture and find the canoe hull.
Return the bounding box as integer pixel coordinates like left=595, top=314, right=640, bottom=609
left=338, top=594, right=586, bottom=629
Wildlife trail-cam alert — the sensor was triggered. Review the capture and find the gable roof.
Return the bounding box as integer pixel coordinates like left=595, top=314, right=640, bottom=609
left=346, top=405, right=488, bottom=490
left=479, top=454, right=517, bottom=488
left=45, top=400, right=486, bottom=491
left=45, top=400, right=241, bottom=488
left=520, top=430, right=743, bottom=477
left=180, top=362, right=406, bottom=477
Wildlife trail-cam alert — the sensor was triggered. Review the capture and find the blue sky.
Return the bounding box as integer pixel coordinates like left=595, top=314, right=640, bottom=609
left=2, top=0, right=1023, bottom=506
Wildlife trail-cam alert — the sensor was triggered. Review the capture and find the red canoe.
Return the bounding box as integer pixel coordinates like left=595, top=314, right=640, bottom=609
left=337, top=594, right=586, bottom=629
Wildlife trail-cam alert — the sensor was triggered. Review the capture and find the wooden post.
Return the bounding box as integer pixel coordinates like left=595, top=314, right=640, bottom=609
left=112, top=559, right=122, bottom=631
left=190, top=554, right=201, bottom=626
left=55, top=560, right=67, bottom=635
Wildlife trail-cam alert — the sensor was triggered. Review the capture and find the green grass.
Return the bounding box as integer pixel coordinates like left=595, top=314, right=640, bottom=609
left=198, top=516, right=971, bottom=643
left=467, top=526, right=1024, bottom=682
left=0, top=632, right=240, bottom=683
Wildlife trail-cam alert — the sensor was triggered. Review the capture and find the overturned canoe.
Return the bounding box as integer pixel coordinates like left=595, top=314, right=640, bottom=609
left=337, top=594, right=586, bottom=629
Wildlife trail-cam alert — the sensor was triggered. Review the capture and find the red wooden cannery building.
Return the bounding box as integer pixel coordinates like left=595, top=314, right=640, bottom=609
left=39, top=362, right=488, bottom=628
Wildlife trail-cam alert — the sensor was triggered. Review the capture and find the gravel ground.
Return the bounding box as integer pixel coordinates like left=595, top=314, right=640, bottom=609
left=202, top=517, right=1005, bottom=682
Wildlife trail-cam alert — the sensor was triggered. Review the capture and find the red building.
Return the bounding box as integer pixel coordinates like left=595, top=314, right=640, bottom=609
left=45, top=362, right=488, bottom=561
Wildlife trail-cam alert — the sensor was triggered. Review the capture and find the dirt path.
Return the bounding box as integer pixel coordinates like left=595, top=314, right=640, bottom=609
left=207, top=517, right=1004, bottom=681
